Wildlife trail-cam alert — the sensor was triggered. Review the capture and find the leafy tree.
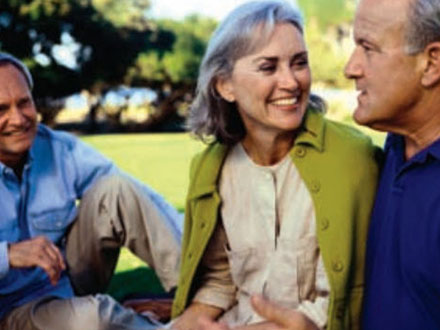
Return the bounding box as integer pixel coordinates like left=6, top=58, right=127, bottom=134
left=298, top=0, right=355, bottom=30
left=298, top=0, right=355, bottom=88
left=125, top=15, right=217, bottom=130
left=0, top=0, right=175, bottom=126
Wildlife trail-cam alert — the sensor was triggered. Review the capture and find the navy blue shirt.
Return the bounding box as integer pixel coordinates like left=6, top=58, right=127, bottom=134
left=362, top=134, right=440, bottom=329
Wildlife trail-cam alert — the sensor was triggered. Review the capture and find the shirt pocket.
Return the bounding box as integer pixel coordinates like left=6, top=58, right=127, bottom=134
left=31, top=201, right=77, bottom=235
left=297, top=236, right=319, bottom=301
left=225, top=245, right=266, bottom=295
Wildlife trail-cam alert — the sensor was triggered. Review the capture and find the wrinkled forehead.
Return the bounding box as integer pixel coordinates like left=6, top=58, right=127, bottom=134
left=354, top=0, right=410, bottom=42
left=0, top=60, right=33, bottom=90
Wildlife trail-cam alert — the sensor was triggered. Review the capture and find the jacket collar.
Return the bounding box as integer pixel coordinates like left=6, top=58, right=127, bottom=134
left=294, top=108, right=325, bottom=152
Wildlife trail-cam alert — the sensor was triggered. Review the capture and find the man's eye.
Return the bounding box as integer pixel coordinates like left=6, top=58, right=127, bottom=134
left=294, top=59, right=309, bottom=67
left=18, top=99, right=31, bottom=108
left=361, top=44, right=373, bottom=52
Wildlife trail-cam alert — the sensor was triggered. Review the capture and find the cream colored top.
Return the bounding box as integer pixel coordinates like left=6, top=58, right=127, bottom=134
left=192, top=143, right=330, bottom=328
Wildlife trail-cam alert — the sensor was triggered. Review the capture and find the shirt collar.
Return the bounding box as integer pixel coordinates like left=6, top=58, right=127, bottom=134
left=294, top=108, right=325, bottom=152
left=386, top=132, right=440, bottom=165
left=0, top=143, right=35, bottom=178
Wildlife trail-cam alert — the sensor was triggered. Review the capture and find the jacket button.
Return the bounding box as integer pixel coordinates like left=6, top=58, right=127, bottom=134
left=295, top=147, right=306, bottom=158
left=336, top=304, right=345, bottom=319
left=188, top=252, right=193, bottom=260
left=310, top=180, right=321, bottom=193
left=320, top=218, right=329, bottom=230
left=200, top=222, right=206, bottom=229
left=332, top=261, right=344, bottom=272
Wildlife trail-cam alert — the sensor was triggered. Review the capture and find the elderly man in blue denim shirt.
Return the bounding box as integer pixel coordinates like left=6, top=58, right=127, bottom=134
left=0, top=53, right=183, bottom=330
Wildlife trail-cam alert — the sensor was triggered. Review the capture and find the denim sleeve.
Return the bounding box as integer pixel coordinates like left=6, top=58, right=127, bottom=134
left=71, top=139, right=119, bottom=197
left=0, top=241, right=9, bottom=279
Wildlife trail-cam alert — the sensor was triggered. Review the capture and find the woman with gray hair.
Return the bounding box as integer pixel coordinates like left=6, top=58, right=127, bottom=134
left=170, top=1, right=380, bottom=329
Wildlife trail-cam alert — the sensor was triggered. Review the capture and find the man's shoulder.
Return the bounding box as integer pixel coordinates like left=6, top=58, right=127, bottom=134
left=35, top=124, right=79, bottom=151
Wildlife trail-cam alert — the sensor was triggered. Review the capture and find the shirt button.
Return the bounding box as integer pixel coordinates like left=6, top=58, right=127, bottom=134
left=310, top=180, right=321, bottom=193
left=332, top=261, right=344, bottom=272
left=320, top=218, right=329, bottom=230
left=295, top=147, right=306, bottom=158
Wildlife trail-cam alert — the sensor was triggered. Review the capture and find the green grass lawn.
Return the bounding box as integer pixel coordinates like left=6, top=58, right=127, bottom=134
left=80, top=128, right=386, bottom=300
left=82, top=133, right=205, bottom=211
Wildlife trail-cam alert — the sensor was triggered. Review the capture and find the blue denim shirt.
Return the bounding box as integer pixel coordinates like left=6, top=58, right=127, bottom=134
left=363, top=134, right=440, bottom=329
left=0, top=124, right=183, bottom=319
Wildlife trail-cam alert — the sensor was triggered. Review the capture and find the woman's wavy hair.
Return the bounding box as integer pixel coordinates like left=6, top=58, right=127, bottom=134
left=187, top=0, right=325, bottom=144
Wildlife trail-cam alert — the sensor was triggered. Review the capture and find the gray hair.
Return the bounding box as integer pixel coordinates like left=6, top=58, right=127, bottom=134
left=0, top=53, right=34, bottom=90
left=405, top=0, right=440, bottom=54
left=187, top=0, right=324, bottom=144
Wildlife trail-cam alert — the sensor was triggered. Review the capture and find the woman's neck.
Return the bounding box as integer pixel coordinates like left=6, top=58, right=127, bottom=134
left=241, top=131, right=295, bottom=166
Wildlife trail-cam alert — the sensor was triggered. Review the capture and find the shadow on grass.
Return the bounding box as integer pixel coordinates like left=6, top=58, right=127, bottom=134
left=107, top=266, right=166, bottom=302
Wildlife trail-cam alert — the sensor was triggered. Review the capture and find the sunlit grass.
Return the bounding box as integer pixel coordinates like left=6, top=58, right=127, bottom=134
left=82, top=132, right=205, bottom=211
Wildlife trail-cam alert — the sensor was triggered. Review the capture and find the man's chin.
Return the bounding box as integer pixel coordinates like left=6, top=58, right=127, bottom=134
left=352, top=108, right=372, bottom=127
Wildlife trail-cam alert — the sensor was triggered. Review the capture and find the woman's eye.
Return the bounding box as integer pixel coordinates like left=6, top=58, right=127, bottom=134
left=259, top=65, right=276, bottom=72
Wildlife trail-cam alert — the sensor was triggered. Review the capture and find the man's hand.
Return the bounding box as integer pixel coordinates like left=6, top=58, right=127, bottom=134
left=8, top=236, right=66, bottom=285
left=248, top=295, right=319, bottom=330
left=197, top=295, right=319, bottom=330
left=173, top=302, right=223, bottom=330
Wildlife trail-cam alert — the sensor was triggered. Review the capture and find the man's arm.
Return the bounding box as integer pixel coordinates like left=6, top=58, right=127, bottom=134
left=7, top=236, right=66, bottom=285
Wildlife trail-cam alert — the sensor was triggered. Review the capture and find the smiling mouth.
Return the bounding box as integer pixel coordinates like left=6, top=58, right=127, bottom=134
left=270, top=97, right=299, bottom=106
left=2, top=126, right=33, bottom=137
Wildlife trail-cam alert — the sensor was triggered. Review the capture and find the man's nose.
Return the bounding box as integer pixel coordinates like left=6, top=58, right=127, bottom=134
left=344, top=48, right=363, bottom=79
left=8, top=106, right=26, bottom=126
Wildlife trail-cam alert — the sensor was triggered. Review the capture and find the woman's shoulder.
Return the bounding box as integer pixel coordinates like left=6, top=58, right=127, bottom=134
left=188, top=142, right=229, bottom=182
left=321, top=117, right=384, bottom=170
left=324, top=117, right=377, bottom=152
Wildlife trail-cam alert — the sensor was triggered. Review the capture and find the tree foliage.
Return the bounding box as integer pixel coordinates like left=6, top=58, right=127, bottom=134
left=0, top=0, right=172, bottom=100
left=0, top=0, right=202, bottom=127
left=298, top=0, right=355, bottom=29
left=297, top=0, right=355, bottom=88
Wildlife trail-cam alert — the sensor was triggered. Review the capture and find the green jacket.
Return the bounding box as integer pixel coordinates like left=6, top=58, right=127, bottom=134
left=172, top=109, right=381, bottom=330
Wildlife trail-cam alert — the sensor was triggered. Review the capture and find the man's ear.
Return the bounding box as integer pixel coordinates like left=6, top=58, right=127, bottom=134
left=421, top=42, right=440, bottom=87
left=215, top=77, right=235, bottom=102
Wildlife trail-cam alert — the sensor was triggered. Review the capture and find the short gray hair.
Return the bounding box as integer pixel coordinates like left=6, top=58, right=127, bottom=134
left=0, top=53, right=34, bottom=90
left=187, top=0, right=324, bottom=144
left=405, top=0, right=440, bottom=54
